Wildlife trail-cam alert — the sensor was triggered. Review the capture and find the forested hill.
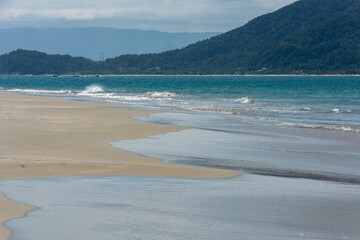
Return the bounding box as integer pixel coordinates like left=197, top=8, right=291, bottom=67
left=0, top=50, right=100, bottom=75
left=107, top=0, right=360, bottom=74
left=1, top=0, right=359, bottom=75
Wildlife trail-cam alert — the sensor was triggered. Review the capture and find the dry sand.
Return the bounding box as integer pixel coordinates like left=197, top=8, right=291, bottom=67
left=0, top=92, right=237, bottom=240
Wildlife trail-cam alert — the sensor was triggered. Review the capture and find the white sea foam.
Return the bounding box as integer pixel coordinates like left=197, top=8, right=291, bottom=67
left=114, top=95, right=152, bottom=101
left=235, top=97, right=255, bottom=104
left=76, top=89, right=176, bottom=103
left=77, top=85, right=109, bottom=98
left=345, top=109, right=360, bottom=114
left=280, top=122, right=359, bottom=133
left=80, top=85, right=104, bottom=94
left=147, top=92, right=177, bottom=98
left=77, top=92, right=113, bottom=98
left=76, top=91, right=152, bottom=102
left=6, top=89, right=72, bottom=94
left=181, top=105, right=239, bottom=115
left=184, top=106, right=224, bottom=112
left=331, top=108, right=340, bottom=113
left=302, top=107, right=312, bottom=111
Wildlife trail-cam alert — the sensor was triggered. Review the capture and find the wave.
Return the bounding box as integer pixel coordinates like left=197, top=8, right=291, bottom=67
left=6, top=89, right=73, bottom=94
left=77, top=85, right=121, bottom=99
left=345, top=109, right=360, bottom=114
left=76, top=92, right=152, bottom=101
left=146, top=92, right=177, bottom=98
left=4, top=87, right=359, bottom=134
left=235, top=97, right=255, bottom=104
left=76, top=88, right=177, bottom=103
left=79, top=85, right=104, bottom=94
left=279, top=122, right=360, bottom=133
left=182, top=105, right=231, bottom=113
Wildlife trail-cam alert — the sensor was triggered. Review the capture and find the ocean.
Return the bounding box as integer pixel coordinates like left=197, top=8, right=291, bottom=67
left=1, top=75, right=360, bottom=182
left=1, top=75, right=359, bottom=132
left=1, top=75, right=360, bottom=239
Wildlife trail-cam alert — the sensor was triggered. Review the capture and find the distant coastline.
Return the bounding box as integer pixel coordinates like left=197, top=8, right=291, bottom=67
left=0, top=27, right=219, bottom=60
left=1, top=1, right=359, bottom=76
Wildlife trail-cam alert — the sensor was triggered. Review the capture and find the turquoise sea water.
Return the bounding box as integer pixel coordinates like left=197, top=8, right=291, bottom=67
left=1, top=75, right=360, bottom=181
left=1, top=75, right=360, bottom=239
left=1, top=75, right=360, bottom=132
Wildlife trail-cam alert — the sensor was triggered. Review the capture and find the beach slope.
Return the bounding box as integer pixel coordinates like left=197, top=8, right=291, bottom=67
left=0, top=92, right=236, bottom=239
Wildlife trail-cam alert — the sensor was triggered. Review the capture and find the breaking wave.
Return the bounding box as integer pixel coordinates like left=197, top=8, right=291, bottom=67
left=4, top=85, right=359, bottom=134
left=235, top=97, right=255, bottom=104
left=79, top=85, right=104, bottom=94
left=345, top=109, right=360, bottom=114
left=76, top=89, right=177, bottom=102
left=279, top=122, right=360, bottom=133
left=6, top=89, right=72, bottom=94
left=147, top=92, right=177, bottom=98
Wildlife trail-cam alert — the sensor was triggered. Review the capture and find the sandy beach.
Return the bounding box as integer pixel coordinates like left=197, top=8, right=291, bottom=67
left=0, top=92, right=236, bottom=240
left=0, top=193, right=35, bottom=239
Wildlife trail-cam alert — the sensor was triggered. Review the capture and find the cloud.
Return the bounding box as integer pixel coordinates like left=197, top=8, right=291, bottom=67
left=253, top=0, right=296, bottom=8
left=0, top=0, right=10, bottom=6
left=0, top=0, right=296, bottom=32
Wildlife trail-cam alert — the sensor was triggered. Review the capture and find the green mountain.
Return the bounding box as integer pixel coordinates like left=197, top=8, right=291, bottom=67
left=1, top=0, right=359, bottom=75
left=106, top=0, right=360, bottom=74
left=0, top=50, right=100, bottom=75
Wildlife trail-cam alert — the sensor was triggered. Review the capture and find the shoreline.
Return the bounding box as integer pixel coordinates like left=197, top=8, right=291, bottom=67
left=0, top=92, right=237, bottom=240
left=0, top=193, right=36, bottom=240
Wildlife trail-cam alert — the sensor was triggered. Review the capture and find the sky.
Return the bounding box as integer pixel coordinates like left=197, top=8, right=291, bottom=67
left=0, top=0, right=296, bottom=32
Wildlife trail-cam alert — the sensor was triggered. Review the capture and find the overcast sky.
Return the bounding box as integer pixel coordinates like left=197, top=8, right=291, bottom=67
left=0, top=0, right=296, bottom=32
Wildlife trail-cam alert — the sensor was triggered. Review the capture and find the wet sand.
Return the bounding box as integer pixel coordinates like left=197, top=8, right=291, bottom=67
left=0, top=193, right=34, bottom=240
left=0, top=92, right=237, bottom=239
left=3, top=175, right=360, bottom=240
